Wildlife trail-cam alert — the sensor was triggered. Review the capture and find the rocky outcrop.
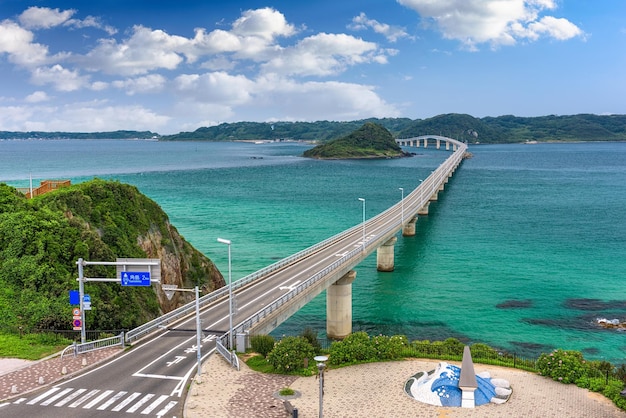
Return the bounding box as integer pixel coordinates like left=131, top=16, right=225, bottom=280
left=138, top=225, right=225, bottom=313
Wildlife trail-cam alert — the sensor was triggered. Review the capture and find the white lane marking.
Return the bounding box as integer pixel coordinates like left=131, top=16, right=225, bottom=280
left=156, top=400, right=178, bottom=417
left=55, top=388, right=86, bottom=406
left=12, top=398, right=27, bottom=404
left=83, top=389, right=114, bottom=409
left=141, top=394, right=169, bottom=414
left=97, top=390, right=127, bottom=410
left=131, top=373, right=185, bottom=380
left=279, top=280, right=301, bottom=291
left=126, top=393, right=154, bottom=413
left=27, top=387, right=60, bottom=405
left=68, top=389, right=100, bottom=408
left=111, top=392, right=141, bottom=412
left=40, top=388, right=73, bottom=406
left=132, top=334, right=197, bottom=377
left=171, top=347, right=215, bottom=397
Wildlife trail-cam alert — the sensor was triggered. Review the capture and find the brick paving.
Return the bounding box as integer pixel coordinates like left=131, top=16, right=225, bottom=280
left=0, top=347, right=122, bottom=401
left=186, top=355, right=626, bottom=418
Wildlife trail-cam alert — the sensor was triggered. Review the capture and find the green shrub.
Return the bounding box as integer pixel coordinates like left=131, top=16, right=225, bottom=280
left=250, top=334, right=275, bottom=358
left=372, top=334, right=407, bottom=360
left=267, top=336, right=315, bottom=373
left=301, top=328, right=322, bottom=354
left=329, top=331, right=376, bottom=365
left=536, top=349, right=588, bottom=384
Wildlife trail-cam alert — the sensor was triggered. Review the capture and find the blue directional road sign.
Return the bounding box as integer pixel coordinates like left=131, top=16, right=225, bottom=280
left=120, top=271, right=151, bottom=286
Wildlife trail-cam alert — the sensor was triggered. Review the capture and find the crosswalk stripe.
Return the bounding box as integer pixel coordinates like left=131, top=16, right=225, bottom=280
left=83, top=389, right=114, bottom=409
left=54, top=388, right=86, bottom=406
left=68, top=389, right=100, bottom=408
left=156, top=400, right=178, bottom=417
left=126, top=393, right=154, bottom=413
left=97, top=390, right=128, bottom=410
left=141, top=394, right=169, bottom=415
left=40, top=388, right=73, bottom=406
left=26, top=388, right=60, bottom=405
left=111, top=392, right=141, bottom=412
left=22, top=387, right=177, bottom=416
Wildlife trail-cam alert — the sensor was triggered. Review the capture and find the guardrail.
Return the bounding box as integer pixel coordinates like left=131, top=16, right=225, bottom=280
left=61, top=332, right=125, bottom=359
left=126, top=137, right=466, bottom=346
left=215, top=338, right=240, bottom=370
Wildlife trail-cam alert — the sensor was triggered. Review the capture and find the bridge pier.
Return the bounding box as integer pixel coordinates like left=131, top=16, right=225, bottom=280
left=436, top=139, right=441, bottom=149
left=418, top=202, right=430, bottom=215
left=327, top=271, right=356, bottom=339
left=402, top=216, right=417, bottom=236
left=377, top=237, right=397, bottom=272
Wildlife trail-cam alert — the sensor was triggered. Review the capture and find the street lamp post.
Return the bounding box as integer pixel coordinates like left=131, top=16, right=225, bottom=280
left=217, top=238, right=233, bottom=351
left=161, top=284, right=202, bottom=376
left=314, top=355, right=328, bottom=418
left=399, top=187, right=404, bottom=226
left=358, top=198, right=365, bottom=250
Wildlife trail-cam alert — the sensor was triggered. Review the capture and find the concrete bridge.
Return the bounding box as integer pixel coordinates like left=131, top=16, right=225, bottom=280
left=125, top=136, right=467, bottom=352
left=228, top=135, right=467, bottom=345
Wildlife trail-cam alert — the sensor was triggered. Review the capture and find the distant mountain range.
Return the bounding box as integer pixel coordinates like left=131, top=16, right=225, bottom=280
left=2, top=113, right=625, bottom=144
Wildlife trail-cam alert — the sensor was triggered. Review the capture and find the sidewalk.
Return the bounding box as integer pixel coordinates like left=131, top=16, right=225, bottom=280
left=186, top=355, right=626, bottom=418
left=0, top=347, right=122, bottom=401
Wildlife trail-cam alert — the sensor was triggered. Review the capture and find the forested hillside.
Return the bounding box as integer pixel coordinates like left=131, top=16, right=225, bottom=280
left=1, top=114, right=624, bottom=143
left=161, top=114, right=626, bottom=143
left=0, top=180, right=224, bottom=334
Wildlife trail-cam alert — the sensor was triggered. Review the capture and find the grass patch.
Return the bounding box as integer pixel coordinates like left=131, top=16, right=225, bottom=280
left=245, top=354, right=274, bottom=373
left=0, top=332, right=72, bottom=360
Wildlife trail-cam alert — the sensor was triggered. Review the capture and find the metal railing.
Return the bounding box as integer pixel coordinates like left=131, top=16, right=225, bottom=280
left=61, top=332, right=125, bottom=359
left=216, top=338, right=240, bottom=370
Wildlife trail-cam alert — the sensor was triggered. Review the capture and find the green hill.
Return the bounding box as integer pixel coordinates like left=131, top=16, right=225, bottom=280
left=0, top=179, right=224, bottom=334
left=302, top=122, right=408, bottom=159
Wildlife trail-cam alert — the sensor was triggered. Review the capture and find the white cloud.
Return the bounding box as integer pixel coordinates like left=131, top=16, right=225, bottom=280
left=112, top=74, right=167, bottom=95
left=30, top=65, right=89, bottom=91
left=0, top=19, right=62, bottom=67
left=397, top=0, right=583, bottom=49
left=173, top=72, right=254, bottom=105
left=0, top=102, right=169, bottom=132
left=231, top=7, right=296, bottom=41
left=18, top=7, right=76, bottom=29
left=19, top=7, right=117, bottom=35
left=261, top=33, right=381, bottom=76
left=349, top=12, right=411, bottom=42
left=82, top=25, right=188, bottom=76
left=528, top=16, right=584, bottom=40
left=24, top=90, right=50, bottom=103
left=253, top=75, right=400, bottom=121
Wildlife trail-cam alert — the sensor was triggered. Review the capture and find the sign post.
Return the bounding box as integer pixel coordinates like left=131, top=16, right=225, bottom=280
left=76, top=258, right=160, bottom=344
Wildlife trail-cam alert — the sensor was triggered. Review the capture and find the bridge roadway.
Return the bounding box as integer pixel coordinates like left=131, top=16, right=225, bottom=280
left=0, top=136, right=466, bottom=418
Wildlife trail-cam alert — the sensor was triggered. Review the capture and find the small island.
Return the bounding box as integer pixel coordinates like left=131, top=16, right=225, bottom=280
left=302, top=122, right=411, bottom=159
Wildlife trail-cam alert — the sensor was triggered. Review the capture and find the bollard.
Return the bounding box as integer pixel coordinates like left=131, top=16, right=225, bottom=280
left=38, top=376, right=45, bottom=385
left=61, top=366, right=67, bottom=375
left=11, top=385, right=18, bottom=394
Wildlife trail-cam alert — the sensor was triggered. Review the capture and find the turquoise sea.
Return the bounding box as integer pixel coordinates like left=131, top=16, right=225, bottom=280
left=2, top=139, right=625, bottom=362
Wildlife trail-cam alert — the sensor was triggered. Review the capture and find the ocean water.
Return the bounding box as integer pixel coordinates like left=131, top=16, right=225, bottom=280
left=2, top=139, right=625, bottom=362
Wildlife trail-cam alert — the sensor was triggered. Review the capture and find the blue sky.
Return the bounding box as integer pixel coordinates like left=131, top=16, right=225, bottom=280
left=0, top=1, right=623, bottom=134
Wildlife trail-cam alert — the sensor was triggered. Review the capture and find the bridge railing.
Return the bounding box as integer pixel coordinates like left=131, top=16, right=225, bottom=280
left=219, top=138, right=467, bottom=346
left=128, top=137, right=465, bottom=345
